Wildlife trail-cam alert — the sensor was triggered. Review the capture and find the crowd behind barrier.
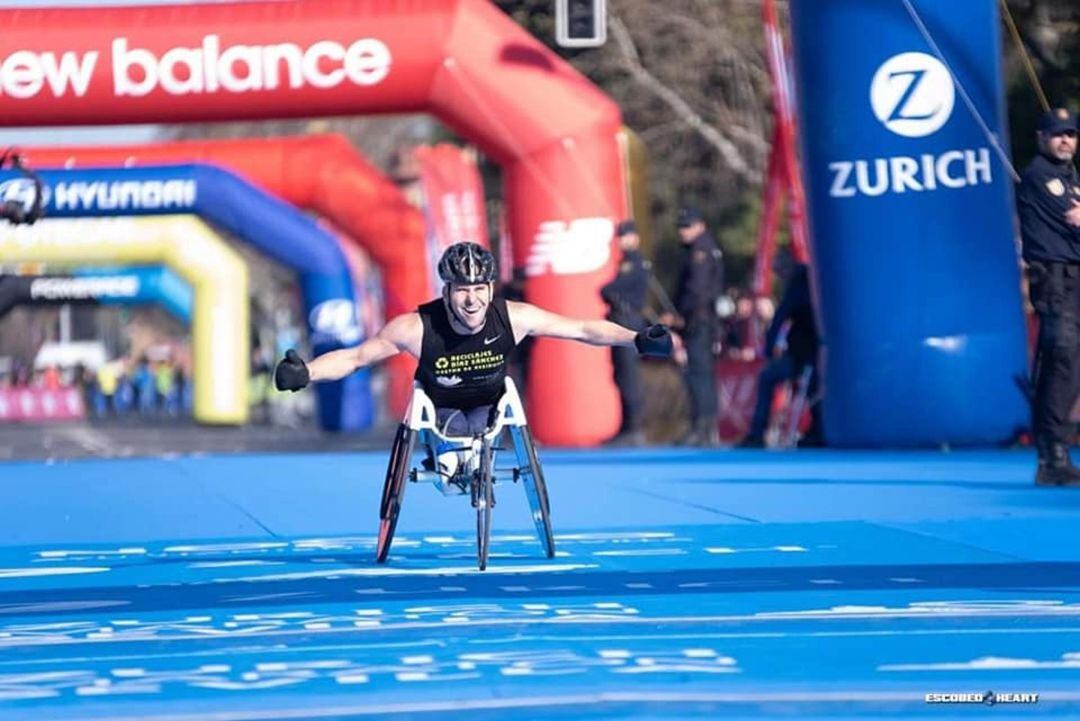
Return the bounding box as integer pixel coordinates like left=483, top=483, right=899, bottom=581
left=0, top=357, right=193, bottom=422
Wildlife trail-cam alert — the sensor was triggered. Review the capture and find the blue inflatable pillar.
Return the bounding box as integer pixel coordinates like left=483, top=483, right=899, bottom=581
left=789, top=0, right=1029, bottom=446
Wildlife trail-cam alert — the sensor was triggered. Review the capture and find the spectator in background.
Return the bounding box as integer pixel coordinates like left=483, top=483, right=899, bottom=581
left=600, top=219, right=651, bottom=446
left=41, top=365, right=61, bottom=392
left=738, top=263, right=822, bottom=448
left=155, top=360, right=176, bottom=416
left=96, top=362, right=118, bottom=416
left=175, top=366, right=191, bottom=414
left=722, top=289, right=758, bottom=360
left=10, top=361, right=28, bottom=388
left=1017, top=106, right=1080, bottom=486
left=755, top=294, right=776, bottom=329
left=113, top=363, right=135, bottom=416
left=662, top=206, right=725, bottom=447
left=134, top=356, right=156, bottom=416
left=73, top=362, right=95, bottom=415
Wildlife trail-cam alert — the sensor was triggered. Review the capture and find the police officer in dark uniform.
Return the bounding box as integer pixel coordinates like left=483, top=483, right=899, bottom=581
left=664, top=207, right=724, bottom=447
left=600, top=220, right=651, bottom=446
left=1017, top=107, right=1080, bottom=486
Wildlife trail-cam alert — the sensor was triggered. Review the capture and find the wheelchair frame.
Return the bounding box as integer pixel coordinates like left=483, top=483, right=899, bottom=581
left=376, top=377, right=555, bottom=571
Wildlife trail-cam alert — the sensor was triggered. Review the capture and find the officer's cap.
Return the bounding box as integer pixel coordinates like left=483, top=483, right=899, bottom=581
left=677, top=206, right=703, bottom=228
left=1038, top=107, right=1078, bottom=135
left=615, top=219, right=637, bottom=236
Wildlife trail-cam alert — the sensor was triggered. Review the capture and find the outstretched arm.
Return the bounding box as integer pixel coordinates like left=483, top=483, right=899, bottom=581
left=276, top=313, right=422, bottom=391
left=507, top=301, right=672, bottom=357
left=508, top=301, right=635, bottom=347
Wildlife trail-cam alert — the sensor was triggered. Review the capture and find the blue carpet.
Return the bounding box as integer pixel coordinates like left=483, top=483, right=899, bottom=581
left=0, top=449, right=1076, bottom=719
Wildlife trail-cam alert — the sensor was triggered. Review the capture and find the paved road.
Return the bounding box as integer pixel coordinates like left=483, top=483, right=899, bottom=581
left=0, top=449, right=1077, bottom=719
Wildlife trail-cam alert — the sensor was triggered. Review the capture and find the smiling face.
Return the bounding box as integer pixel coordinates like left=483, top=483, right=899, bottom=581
left=444, top=282, right=493, bottom=334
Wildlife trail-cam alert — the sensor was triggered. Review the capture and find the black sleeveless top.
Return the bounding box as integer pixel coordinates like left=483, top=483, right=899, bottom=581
left=415, top=297, right=517, bottom=409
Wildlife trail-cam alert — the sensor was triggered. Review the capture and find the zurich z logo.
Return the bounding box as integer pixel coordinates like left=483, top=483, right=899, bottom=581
left=887, top=70, right=935, bottom=122
left=870, top=52, right=955, bottom=138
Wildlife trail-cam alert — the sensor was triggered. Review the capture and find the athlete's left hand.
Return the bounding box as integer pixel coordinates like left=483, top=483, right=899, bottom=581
left=634, top=324, right=674, bottom=358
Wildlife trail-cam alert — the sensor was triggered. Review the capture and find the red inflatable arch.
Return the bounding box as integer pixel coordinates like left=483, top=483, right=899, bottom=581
left=25, top=134, right=426, bottom=416
left=0, top=0, right=626, bottom=445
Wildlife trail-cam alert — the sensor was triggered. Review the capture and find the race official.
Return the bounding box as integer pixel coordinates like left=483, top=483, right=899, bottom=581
left=1017, top=106, right=1080, bottom=486
left=600, top=220, right=651, bottom=446
left=664, top=207, right=724, bottom=447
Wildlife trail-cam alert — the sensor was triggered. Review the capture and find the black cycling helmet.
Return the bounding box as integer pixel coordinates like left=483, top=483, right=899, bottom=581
left=437, top=242, right=497, bottom=285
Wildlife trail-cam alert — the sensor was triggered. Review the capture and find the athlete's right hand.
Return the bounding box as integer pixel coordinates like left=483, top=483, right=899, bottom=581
left=274, top=349, right=310, bottom=392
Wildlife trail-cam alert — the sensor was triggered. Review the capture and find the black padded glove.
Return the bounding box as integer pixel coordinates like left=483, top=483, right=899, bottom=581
left=634, top=324, right=673, bottom=358
left=274, top=349, right=310, bottom=392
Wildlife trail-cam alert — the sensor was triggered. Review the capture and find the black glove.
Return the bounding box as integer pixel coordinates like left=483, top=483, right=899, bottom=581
left=634, top=324, right=673, bottom=358
left=274, top=349, right=310, bottom=392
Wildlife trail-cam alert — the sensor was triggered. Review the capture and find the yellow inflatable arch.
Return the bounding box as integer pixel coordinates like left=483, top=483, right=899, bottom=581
left=0, top=216, right=248, bottom=424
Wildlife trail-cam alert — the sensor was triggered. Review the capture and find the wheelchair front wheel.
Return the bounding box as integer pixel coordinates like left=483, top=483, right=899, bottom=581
left=376, top=424, right=416, bottom=563
left=474, top=439, right=494, bottom=571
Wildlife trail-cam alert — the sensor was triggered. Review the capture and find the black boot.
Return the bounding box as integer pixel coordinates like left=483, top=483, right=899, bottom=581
left=1035, top=443, right=1080, bottom=487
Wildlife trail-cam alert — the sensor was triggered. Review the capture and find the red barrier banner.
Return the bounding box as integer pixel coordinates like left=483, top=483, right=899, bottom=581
left=0, top=388, right=85, bottom=423
left=715, top=358, right=763, bottom=443
left=715, top=357, right=812, bottom=445
left=415, top=144, right=490, bottom=295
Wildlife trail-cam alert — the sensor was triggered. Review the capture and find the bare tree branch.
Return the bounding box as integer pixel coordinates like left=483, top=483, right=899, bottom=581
left=609, top=13, right=761, bottom=183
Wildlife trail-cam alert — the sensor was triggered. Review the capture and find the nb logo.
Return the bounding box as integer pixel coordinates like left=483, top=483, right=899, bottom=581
left=870, top=52, right=955, bottom=138
left=526, top=217, right=613, bottom=277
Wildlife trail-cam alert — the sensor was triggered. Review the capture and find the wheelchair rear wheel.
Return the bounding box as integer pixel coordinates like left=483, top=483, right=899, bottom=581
left=376, top=423, right=416, bottom=563
left=520, top=427, right=555, bottom=559
left=473, top=439, right=494, bottom=571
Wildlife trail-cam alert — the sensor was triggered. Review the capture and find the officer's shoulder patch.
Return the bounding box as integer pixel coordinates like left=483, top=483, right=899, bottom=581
left=1073, top=185, right=1080, bottom=197
left=1046, top=178, right=1066, bottom=197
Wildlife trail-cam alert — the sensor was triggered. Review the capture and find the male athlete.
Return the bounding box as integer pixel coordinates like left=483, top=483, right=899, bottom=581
left=275, top=242, right=673, bottom=458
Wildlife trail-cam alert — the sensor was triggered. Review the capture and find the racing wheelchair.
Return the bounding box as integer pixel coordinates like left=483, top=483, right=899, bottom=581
left=376, top=377, right=555, bottom=571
